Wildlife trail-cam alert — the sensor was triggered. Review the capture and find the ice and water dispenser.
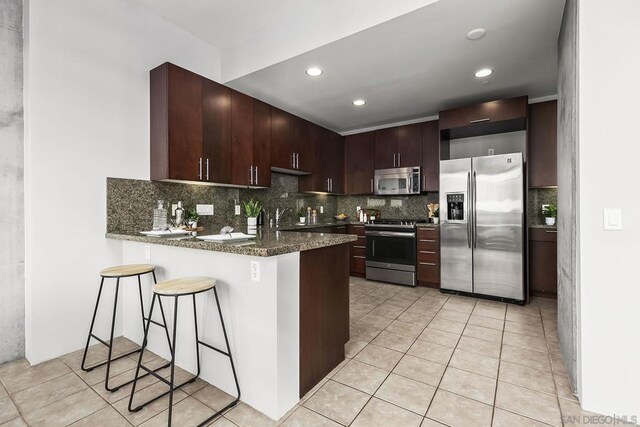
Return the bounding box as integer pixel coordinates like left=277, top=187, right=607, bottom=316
left=446, top=193, right=465, bottom=221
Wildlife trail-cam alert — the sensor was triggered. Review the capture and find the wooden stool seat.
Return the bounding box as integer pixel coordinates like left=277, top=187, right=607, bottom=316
left=100, top=264, right=156, bottom=278
left=153, top=277, right=216, bottom=296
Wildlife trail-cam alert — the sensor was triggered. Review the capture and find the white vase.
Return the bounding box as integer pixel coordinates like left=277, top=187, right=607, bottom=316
left=247, top=217, right=257, bottom=233
left=299, top=217, right=306, bottom=224
left=433, top=217, right=440, bottom=224
left=545, top=217, right=556, bottom=226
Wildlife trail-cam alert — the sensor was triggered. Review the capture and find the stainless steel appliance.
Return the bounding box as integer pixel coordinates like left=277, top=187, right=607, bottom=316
left=374, top=167, right=421, bottom=196
left=440, top=153, right=525, bottom=303
left=365, top=219, right=425, bottom=286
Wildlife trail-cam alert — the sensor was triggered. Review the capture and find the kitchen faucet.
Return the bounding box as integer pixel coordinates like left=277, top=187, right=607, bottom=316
left=275, top=207, right=290, bottom=227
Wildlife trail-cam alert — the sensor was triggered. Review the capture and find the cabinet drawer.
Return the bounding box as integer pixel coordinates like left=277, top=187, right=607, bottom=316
left=348, top=224, right=366, bottom=237
left=350, top=255, right=366, bottom=275
left=418, top=250, right=439, bottom=263
left=418, top=239, right=439, bottom=251
left=529, top=228, right=557, bottom=242
left=350, top=245, right=366, bottom=258
left=417, top=262, right=439, bottom=283
left=417, top=227, right=439, bottom=240
left=350, top=235, right=366, bottom=247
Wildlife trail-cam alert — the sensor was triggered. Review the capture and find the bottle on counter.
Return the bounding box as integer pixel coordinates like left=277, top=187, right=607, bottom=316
left=174, top=201, right=185, bottom=227
left=307, top=206, right=312, bottom=224
left=311, top=209, right=318, bottom=225
left=152, top=200, right=168, bottom=230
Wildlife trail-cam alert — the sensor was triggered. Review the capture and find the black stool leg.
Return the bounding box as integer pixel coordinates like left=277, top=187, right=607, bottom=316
left=104, top=278, right=121, bottom=392
left=129, top=293, right=156, bottom=411
left=167, top=296, right=179, bottom=427
left=81, top=277, right=105, bottom=371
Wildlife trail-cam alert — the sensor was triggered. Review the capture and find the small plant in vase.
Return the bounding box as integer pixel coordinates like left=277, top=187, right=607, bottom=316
left=428, top=203, right=440, bottom=224
left=544, top=204, right=557, bottom=226
left=243, top=199, right=262, bottom=231
left=298, top=207, right=307, bottom=224
left=186, top=209, right=200, bottom=228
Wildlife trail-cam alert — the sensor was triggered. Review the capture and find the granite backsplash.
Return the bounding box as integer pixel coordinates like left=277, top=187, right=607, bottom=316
left=336, top=194, right=439, bottom=221
left=528, top=187, right=558, bottom=226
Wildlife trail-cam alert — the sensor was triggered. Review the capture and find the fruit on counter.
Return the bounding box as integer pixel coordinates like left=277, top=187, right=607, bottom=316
left=336, top=213, right=347, bottom=219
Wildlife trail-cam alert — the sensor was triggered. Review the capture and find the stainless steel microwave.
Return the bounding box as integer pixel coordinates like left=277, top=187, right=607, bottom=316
left=374, top=167, right=421, bottom=195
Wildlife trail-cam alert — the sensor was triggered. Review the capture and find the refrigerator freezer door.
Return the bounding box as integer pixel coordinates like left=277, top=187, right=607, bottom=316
left=472, top=153, right=525, bottom=301
left=440, top=158, right=473, bottom=293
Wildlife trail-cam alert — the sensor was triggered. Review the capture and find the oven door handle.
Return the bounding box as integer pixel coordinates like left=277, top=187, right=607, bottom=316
left=366, top=231, right=416, bottom=238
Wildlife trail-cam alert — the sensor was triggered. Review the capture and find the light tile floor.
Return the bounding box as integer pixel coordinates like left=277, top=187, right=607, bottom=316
left=0, top=277, right=630, bottom=426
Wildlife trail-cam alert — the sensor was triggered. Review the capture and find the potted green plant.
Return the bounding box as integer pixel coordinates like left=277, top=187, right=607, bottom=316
left=243, top=199, right=262, bottom=231
left=186, top=208, right=200, bottom=228
left=544, top=203, right=557, bottom=226
left=298, top=207, right=307, bottom=224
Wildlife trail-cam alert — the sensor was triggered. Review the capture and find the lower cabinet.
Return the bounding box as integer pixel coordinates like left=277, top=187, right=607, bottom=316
left=347, top=225, right=366, bottom=276
left=529, top=228, right=558, bottom=298
left=417, top=227, right=440, bottom=287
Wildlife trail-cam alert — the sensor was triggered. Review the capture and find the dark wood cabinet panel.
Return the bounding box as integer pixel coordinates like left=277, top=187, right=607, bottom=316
left=374, top=127, right=398, bottom=169
left=296, top=118, right=313, bottom=173
left=344, top=132, right=375, bottom=195
left=422, top=120, right=440, bottom=192
left=299, top=244, right=349, bottom=397
left=529, top=229, right=557, bottom=298
left=347, top=225, right=366, bottom=276
left=253, top=99, right=272, bottom=187
left=150, top=63, right=204, bottom=182
left=299, top=126, right=343, bottom=193
left=439, top=96, right=528, bottom=139
left=270, top=106, right=296, bottom=170
left=528, top=100, right=557, bottom=187
left=397, top=123, right=423, bottom=168
left=230, top=90, right=253, bottom=186
left=417, top=227, right=440, bottom=287
left=202, top=78, right=232, bottom=183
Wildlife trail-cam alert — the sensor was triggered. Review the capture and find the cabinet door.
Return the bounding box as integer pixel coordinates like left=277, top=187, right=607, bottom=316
left=253, top=99, right=271, bottom=187
left=529, top=239, right=557, bottom=298
left=295, top=118, right=313, bottom=173
left=270, top=106, right=296, bottom=170
left=345, top=132, right=375, bottom=195
left=298, top=125, right=323, bottom=192
left=422, top=120, right=440, bottom=192
left=374, top=127, right=398, bottom=169
left=396, top=123, right=422, bottom=168
left=528, top=100, right=557, bottom=187
left=439, top=96, right=528, bottom=130
left=150, top=63, right=203, bottom=182
left=230, top=90, right=253, bottom=186
left=328, top=131, right=344, bottom=194
left=202, top=79, right=231, bottom=183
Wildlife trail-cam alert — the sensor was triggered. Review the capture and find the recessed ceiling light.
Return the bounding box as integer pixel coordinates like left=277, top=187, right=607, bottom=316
left=467, top=28, right=486, bottom=40
left=475, top=68, right=493, bottom=78
left=305, top=67, right=323, bottom=77
left=353, top=99, right=366, bottom=106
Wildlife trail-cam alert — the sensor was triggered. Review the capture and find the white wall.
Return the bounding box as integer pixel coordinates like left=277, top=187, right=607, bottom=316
left=23, top=0, right=222, bottom=364
left=577, top=0, right=640, bottom=419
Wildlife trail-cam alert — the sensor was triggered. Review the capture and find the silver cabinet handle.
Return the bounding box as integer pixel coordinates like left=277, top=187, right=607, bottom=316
left=393, top=153, right=396, bottom=167
left=420, top=251, right=436, bottom=254
left=419, top=239, right=437, bottom=243
left=249, top=166, right=253, bottom=184
left=353, top=255, right=366, bottom=259
left=198, top=158, right=203, bottom=180
left=370, top=178, right=374, bottom=193
left=296, top=153, right=299, bottom=169
left=423, top=174, right=426, bottom=190
left=255, top=166, right=258, bottom=186
left=470, top=118, right=491, bottom=124
left=419, top=262, right=437, bottom=266
left=545, top=230, right=557, bottom=233
left=353, top=245, right=366, bottom=249
left=397, top=152, right=401, bottom=167
left=291, top=153, right=296, bottom=169
left=330, top=178, right=333, bottom=192
left=206, top=158, right=210, bottom=181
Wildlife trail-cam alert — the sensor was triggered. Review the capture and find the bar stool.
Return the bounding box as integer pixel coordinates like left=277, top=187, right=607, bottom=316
left=128, top=277, right=240, bottom=427
left=81, top=264, right=171, bottom=391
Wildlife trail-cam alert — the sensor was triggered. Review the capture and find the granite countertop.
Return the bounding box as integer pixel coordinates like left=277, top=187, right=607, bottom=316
left=529, top=224, right=558, bottom=229
left=106, top=228, right=357, bottom=257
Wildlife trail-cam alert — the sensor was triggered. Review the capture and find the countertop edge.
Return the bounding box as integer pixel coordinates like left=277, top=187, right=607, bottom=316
left=106, top=232, right=357, bottom=257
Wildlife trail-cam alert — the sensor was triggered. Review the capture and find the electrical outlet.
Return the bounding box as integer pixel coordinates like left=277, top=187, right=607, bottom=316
left=320, top=206, right=324, bottom=214
left=488, top=148, right=495, bottom=155
left=250, top=261, right=260, bottom=282
left=235, top=204, right=241, bottom=215
left=144, top=245, right=150, bottom=260
left=196, top=204, right=214, bottom=216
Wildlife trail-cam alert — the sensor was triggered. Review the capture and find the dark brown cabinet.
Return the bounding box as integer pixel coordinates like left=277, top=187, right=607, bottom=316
left=299, top=127, right=344, bottom=194
left=347, top=225, right=366, bottom=276
left=439, top=96, right=528, bottom=139
left=344, top=132, right=375, bottom=195
left=528, top=100, right=557, bottom=188
left=417, top=227, right=440, bottom=287
left=422, top=120, right=440, bottom=192
left=374, top=124, right=423, bottom=170
left=150, top=63, right=204, bottom=182
left=529, top=228, right=557, bottom=298
left=230, top=92, right=271, bottom=186
left=270, top=107, right=311, bottom=174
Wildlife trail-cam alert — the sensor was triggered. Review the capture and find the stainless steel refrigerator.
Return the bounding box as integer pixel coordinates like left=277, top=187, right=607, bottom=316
left=439, top=153, right=525, bottom=302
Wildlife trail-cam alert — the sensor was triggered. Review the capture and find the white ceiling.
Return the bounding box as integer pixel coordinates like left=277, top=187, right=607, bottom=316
left=225, top=0, right=565, bottom=133
left=135, top=0, right=565, bottom=134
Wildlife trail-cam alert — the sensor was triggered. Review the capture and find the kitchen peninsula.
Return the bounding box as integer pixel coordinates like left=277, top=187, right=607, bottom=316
left=106, top=229, right=355, bottom=420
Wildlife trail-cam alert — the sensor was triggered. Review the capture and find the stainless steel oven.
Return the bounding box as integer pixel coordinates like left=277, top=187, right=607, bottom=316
left=374, top=167, right=421, bottom=196
left=365, top=221, right=418, bottom=286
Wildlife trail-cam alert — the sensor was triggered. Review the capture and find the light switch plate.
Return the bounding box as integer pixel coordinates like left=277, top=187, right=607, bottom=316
left=235, top=205, right=241, bottom=215
left=603, top=208, right=622, bottom=230
left=197, top=204, right=214, bottom=216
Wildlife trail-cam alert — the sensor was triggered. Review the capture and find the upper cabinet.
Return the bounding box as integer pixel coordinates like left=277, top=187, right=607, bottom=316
left=440, top=96, right=528, bottom=139
left=422, top=120, right=440, bottom=192
left=150, top=63, right=205, bottom=182
left=202, top=78, right=232, bottom=183
left=374, top=124, right=423, bottom=169
left=299, top=127, right=344, bottom=194
left=344, top=132, right=375, bottom=195
left=528, top=100, right=557, bottom=188
left=270, top=107, right=311, bottom=174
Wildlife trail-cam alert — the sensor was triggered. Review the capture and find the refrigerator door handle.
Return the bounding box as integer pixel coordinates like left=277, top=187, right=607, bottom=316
left=473, top=171, right=478, bottom=248
left=467, top=171, right=472, bottom=248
